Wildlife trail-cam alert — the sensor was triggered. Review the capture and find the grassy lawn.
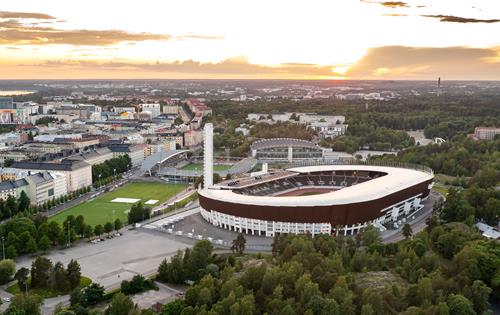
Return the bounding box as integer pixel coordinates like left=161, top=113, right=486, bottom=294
left=182, top=163, right=232, bottom=171
left=50, top=182, right=187, bottom=226
left=6, top=276, right=92, bottom=299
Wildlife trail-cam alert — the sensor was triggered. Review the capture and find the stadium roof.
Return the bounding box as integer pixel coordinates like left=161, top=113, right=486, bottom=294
left=140, top=149, right=187, bottom=173
left=200, top=165, right=433, bottom=206
left=251, top=138, right=319, bottom=150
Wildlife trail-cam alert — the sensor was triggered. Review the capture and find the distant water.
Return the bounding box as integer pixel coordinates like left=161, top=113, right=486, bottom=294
left=0, top=90, right=36, bottom=96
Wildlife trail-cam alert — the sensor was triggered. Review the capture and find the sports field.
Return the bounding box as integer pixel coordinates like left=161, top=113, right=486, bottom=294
left=181, top=163, right=232, bottom=171
left=50, top=182, right=187, bottom=226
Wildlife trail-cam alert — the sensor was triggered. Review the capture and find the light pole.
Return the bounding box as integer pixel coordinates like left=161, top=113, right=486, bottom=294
left=113, top=209, right=116, bottom=225
left=1, top=236, right=4, bottom=260
left=67, top=221, right=71, bottom=247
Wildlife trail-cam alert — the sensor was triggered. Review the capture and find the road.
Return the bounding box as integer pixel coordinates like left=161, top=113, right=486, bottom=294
left=382, top=191, right=441, bottom=243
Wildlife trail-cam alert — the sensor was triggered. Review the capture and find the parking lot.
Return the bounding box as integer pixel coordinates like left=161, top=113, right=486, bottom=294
left=15, top=229, right=190, bottom=290
left=143, top=209, right=273, bottom=252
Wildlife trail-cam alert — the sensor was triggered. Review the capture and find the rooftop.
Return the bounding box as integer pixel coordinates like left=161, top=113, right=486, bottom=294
left=251, top=138, right=319, bottom=150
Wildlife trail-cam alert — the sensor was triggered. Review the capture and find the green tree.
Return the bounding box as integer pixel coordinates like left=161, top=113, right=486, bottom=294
left=231, top=233, right=246, bottom=255
left=17, top=191, right=30, bottom=213
left=114, top=218, right=122, bottom=231
left=402, top=224, right=413, bottom=239
left=83, top=225, right=94, bottom=239
left=14, top=267, right=29, bottom=292
left=105, top=293, right=135, bottom=315
left=468, top=280, right=492, bottom=315
left=31, top=256, right=53, bottom=288
left=447, top=294, right=475, bottom=315
left=51, top=262, right=70, bottom=292
left=81, top=283, right=105, bottom=306
left=0, top=259, right=16, bottom=284
left=66, top=260, right=82, bottom=289
left=10, top=293, right=42, bottom=315
left=38, top=235, right=51, bottom=253
left=6, top=245, right=17, bottom=259
left=104, top=222, right=114, bottom=235
left=94, top=225, right=104, bottom=237
left=47, top=221, right=62, bottom=243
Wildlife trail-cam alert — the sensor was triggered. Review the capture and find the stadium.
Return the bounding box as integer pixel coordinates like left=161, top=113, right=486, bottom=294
left=199, top=124, right=434, bottom=237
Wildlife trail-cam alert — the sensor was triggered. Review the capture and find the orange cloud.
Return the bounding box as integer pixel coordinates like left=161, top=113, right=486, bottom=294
left=0, top=11, right=221, bottom=46
left=346, top=46, right=500, bottom=80
left=421, top=15, right=500, bottom=23
left=16, top=57, right=336, bottom=78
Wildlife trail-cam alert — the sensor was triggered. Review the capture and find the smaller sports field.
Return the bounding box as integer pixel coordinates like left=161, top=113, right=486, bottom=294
left=181, top=163, right=232, bottom=172
left=50, top=182, right=187, bottom=226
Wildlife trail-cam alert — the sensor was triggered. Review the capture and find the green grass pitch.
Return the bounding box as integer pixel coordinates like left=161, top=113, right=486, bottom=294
left=181, top=163, right=232, bottom=171
left=50, top=182, right=187, bottom=226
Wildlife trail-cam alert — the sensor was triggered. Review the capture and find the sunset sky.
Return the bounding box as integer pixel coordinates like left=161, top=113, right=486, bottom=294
left=0, top=0, right=499, bottom=80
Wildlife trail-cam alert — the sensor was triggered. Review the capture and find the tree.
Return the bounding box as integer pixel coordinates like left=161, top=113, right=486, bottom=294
left=31, top=256, right=53, bottom=288
left=10, top=293, right=43, bottom=315
left=51, top=262, right=70, bottom=292
left=104, top=222, right=114, bottom=235
left=6, top=245, right=17, bottom=259
left=3, top=306, right=27, bottom=315
left=81, top=283, right=105, bottom=306
left=66, top=260, right=82, bottom=289
left=114, top=218, right=122, bottom=231
left=38, top=235, right=51, bottom=253
left=403, top=224, right=413, bottom=239
left=161, top=300, right=186, bottom=315
left=0, top=259, right=16, bottom=284
left=83, top=225, right=94, bottom=239
left=48, top=221, right=62, bottom=243
left=128, top=202, right=150, bottom=224
left=231, top=233, right=246, bottom=255
left=447, top=294, right=475, bottom=315
left=94, top=225, right=104, bottom=237
left=17, top=191, right=30, bottom=213
left=468, top=280, right=492, bottom=315
left=105, top=293, right=135, bottom=315
left=14, top=267, right=29, bottom=292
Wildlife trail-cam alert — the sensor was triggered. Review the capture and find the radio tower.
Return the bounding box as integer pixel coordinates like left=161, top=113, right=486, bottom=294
left=203, top=123, right=214, bottom=189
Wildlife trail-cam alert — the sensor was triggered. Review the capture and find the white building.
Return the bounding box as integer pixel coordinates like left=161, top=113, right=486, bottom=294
left=140, top=104, right=161, bottom=118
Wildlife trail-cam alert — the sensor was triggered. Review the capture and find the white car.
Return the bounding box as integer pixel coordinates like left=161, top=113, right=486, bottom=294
left=3, top=297, right=11, bottom=302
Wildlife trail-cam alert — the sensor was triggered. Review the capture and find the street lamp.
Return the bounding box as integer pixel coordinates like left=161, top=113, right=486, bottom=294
left=67, top=221, right=71, bottom=247
left=1, top=236, right=4, bottom=260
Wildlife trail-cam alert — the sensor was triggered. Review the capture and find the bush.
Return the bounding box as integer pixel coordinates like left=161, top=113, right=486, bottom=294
left=0, top=259, right=16, bottom=284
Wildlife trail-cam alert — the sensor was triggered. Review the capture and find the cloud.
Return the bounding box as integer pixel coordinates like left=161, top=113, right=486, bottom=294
left=0, top=11, right=56, bottom=20
left=380, top=1, right=409, bottom=8
left=382, top=13, right=408, bottom=17
left=346, top=46, right=500, bottom=80
left=16, top=57, right=337, bottom=79
left=0, top=11, right=220, bottom=46
left=422, top=15, right=500, bottom=23
left=361, top=0, right=409, bottom=8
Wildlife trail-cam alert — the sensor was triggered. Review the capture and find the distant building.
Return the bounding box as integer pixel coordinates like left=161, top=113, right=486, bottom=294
left=251, top=138, right=323, bottom=162
left=474, top=127, right=500, bottom=140
left=0, top=178, right=28, bottom=200
left=163, top=105, right=179, bottom=114
left=109, top=144, right=145, bottom=167
left=184, top=130, right=204, bottom=147
left=0, top=97, right=13, bottom=109
left=140, top=104, right=161, bottom=118
left=12, top=159, right=92, bottom=192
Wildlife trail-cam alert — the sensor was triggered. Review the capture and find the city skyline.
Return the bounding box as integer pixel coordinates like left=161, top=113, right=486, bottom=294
left=1, top=0, right=499, bottom=80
